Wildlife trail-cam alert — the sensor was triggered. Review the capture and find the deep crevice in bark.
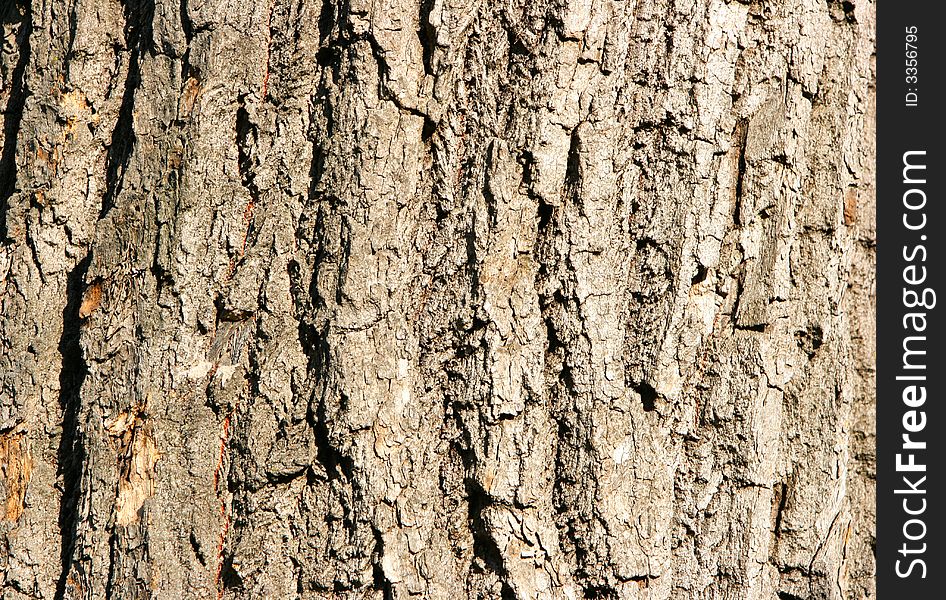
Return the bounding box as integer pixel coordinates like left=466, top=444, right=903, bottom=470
left=105, top=530, right=119, bottom=600
left=371, top=528, right=395, bottom=600
left=564, top=126, right=582, bottom=195
left=583, top=584, right=618, bottom=599
left=0, top=0, right=31, bottom=241
left=633, top=381, right=658, bottom=412
left=691, top=265, right=709, bottom=285
left=772, top=481, right=788, bottom=542
left=317, top=0, right=336, bottom=45
left=54, top=253, right=91, bottom=600
left=732, top=118, right=749, bottom=226
left=311, top=389, right=354, bottom=483
left=235, top=102, right=259, bottom=193
left=417, top=0, right=435, bottom=76
left=179, top=0, right=194, bottom=79
left=219, top=555, right=244, bottom=593
left=826, top=0, right=856, bottom=23
left=464, top=479, right=515, bottom=599
left=101, top=0, right=155, bottom=218
left=188, top=532, right=208, bottom=568
left=234, top=98, right=260, bottom=253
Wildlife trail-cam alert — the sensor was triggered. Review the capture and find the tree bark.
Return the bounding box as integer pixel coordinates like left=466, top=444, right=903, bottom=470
left=0, top=0, right=876, bottom=598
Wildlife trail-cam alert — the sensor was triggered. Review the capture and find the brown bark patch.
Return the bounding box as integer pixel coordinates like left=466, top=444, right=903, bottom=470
left=843, top=188, right=857, bottom=226
left=0, top=432, right=32, bottom=522
left=105, top=408, right=158, bottom=525
left=34, top=141, right=61, bottom=171
left=78, top=280, right=103, bottom=319
left=179, top=76, right=201, bottom=119
left=59, top=90, right=91, bottom=137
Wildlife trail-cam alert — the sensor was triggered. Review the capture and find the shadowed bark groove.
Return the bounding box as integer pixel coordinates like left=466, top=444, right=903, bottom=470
left=0, top=0, right=31, bottom=240
left=54, top=253, right=90, bottom=600
left=100, top=0, right=154, bottom=218
left=0, top=0, right=875, bottom=599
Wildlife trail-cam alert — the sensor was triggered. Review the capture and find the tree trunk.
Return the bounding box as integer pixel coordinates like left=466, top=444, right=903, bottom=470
left=0, top=0, right=876, bottom=598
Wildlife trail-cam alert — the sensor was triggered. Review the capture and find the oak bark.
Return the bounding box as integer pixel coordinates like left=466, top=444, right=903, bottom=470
left=0, top=0, right=876, bottom=598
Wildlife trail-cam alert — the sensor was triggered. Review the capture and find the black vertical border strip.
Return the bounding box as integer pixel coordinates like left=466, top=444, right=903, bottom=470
left=877, top=3, right=942, bottom=597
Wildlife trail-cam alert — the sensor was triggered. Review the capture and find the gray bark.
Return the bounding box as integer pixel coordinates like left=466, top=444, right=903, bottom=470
left=0, top=0, right=876, bottom=598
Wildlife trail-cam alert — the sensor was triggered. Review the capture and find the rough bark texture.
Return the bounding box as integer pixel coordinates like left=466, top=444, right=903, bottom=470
left=0, top=0, right=875, bottom=598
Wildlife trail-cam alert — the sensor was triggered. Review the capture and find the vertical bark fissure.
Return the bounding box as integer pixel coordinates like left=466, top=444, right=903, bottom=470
left=0, top=0, right=31, bottom=241
left=101, top=0, right=154, bottom=218
left=54, top=253, right=90, bottom=600
left=234, top=99, right=259, bottom=258
left=179, top=0, right=194, bottom=79
left=732, top=118, right=749, bottom=227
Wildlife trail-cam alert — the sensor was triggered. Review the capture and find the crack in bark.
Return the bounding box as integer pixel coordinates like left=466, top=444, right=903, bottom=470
left=417, top=0, right=435, bottom=76
left=732, top=118, right=749, bottom=227
left=772, top=481, right=788, bottom=543
left=464, top=480, right=516, bottom=600
left=234, top=98, right=259, bottom=263
left=0, top=0, right=31, bottom=241
left=370, top=527, right=395, bottom=600
left=213, top=407, right=236, bottom=600
left=54, top=254, right=90, bottom=600
left=179, top=0, right=195, bottom=79
left=101, top=0, right=155, bottom=218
